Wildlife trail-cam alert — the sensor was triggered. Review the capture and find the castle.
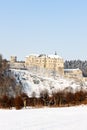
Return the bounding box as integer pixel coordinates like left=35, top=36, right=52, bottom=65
left=25, top=53, right=64, bottom=75
left=9, top=53, right=82, bottom=78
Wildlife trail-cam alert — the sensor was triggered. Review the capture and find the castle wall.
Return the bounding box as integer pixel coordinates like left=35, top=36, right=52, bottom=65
left=10, top=62, right=25, bottom=69
left=10, top=56, right=25, bottom=69
left=25, top=54, right=64, bottom=75
left=64, top=68, right=82, bottom=78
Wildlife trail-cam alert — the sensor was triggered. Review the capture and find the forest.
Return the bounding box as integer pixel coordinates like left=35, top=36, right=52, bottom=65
left=64, top=60, right=87, bottom=77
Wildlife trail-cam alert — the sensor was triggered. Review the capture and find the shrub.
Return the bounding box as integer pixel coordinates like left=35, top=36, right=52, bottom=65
left=14, top=96, right=24, bottom=110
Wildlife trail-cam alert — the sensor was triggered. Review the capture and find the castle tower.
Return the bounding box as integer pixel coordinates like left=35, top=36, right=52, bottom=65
left=10, top=56, right=17, bottom=63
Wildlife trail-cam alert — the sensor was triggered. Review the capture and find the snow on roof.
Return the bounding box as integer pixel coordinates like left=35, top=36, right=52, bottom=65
left=26, top=54, right=62, bottom=59
left=64, top=68, right=80, bottom=72
left=47, top=54, right=62, bottom=59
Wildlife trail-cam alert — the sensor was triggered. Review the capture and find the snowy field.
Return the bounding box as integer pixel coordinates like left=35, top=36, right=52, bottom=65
left=0, top=106, right=87, bottom=130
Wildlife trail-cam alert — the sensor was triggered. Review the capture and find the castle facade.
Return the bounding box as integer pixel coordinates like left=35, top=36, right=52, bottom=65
left=25, top=54, right=64, bottom=75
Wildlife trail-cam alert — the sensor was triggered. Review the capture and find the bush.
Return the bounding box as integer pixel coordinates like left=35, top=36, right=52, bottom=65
left=14, top=96, right=24, bottom=110
left=0, top=95, right=11, bottom=108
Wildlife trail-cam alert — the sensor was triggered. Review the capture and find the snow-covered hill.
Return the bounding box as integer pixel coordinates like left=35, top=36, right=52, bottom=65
left=10, top=69, right=87, bottom=97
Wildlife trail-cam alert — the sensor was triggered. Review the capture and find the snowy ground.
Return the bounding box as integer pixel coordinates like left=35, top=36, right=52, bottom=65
left=0, top=106, right=87, bottom=130
left=10, top=69, right=87, bottom=97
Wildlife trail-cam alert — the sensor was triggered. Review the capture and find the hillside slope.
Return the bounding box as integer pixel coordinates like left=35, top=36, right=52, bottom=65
left=11, top=69, right=87, bottom=97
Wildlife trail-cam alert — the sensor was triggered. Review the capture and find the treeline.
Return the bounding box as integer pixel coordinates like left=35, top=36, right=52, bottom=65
left=0, top=90, right=87, bottom=109
left=64, top=60, right=87, bottom=77
left=0, top=54, right=23, bottom=98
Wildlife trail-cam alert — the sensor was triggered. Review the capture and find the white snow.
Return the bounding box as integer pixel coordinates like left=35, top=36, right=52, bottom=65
left=64, top=68, right=80, bottom=71
left=26, top=54, right=62, bottom=59
left=10, top=69, right=87, bottom=97
left=48, top=54, right=62, bottom=59
left=0, top=106, right=87, bottom=130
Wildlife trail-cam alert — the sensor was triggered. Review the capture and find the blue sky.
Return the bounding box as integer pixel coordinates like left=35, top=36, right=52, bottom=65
left=0, top=0, right=87, bottom=61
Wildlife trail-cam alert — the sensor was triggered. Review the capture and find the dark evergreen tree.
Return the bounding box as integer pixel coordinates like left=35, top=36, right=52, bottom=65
left=64, top=60, right=87, bottom=77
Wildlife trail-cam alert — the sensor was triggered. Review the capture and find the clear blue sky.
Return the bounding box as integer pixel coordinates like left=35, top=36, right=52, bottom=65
left=0, top=0, right=87, bottom=61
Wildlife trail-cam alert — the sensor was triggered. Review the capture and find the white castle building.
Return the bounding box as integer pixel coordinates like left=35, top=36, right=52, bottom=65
left=9, top=53, right=82, bottom=78
left=25, top=53, right=64, bottom=76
